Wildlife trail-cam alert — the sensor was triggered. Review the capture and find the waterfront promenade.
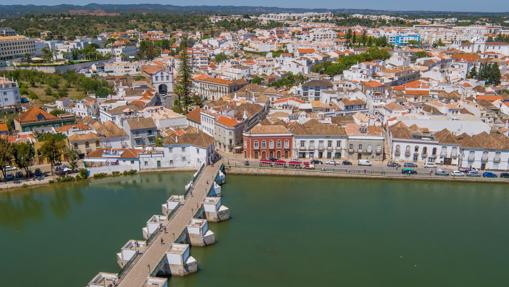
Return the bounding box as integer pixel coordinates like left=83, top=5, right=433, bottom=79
left=116, top=160, right=223, bottom=287
left=225, top=158, right=509, bottom=183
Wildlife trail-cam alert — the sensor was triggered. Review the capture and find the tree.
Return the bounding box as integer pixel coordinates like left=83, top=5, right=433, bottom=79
left=39, top=137, right=66, bottom=175
left=0, top=138, right=13, bottom=181
left=214, top=53, right=228, bottom=63
left=173, top=41, right=193, bottom=113
left=467, top=66, right=477, bottom=79
left=41, top=47, right=53, bottom=62
left=65, top=148, right=80, bottom=171
left=12, top=142, right=35, bottom=177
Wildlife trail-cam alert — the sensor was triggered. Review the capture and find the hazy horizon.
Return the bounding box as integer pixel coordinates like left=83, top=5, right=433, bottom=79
left=1, top=0, right=509, bottom=13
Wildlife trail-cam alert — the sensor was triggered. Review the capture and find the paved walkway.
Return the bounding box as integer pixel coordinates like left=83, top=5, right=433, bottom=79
left=117, top=160, right=223, bottom=287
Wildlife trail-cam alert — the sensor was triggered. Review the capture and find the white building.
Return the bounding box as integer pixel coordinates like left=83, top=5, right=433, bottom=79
left=0, top=77, right=21, bottom=109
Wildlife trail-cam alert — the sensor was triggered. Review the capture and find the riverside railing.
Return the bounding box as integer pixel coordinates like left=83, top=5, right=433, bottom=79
left=226, top=160, right=509, bottom=183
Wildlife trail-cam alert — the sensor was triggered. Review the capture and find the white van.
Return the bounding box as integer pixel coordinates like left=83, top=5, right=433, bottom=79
left=358, top=159, right=372, bottom=166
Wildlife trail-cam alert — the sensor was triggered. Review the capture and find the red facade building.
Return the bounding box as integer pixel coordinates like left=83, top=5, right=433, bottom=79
left=243, top=124, right=293, bottom=160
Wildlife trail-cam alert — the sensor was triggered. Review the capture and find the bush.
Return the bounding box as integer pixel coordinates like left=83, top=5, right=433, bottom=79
left=93, top=173, right=107, bottom=179
left=122, top=170, right=138, bottom=176
left=78, top=168, right=89, bottom=179
left=56, top=175, right=75, bottom=183
left=112, top=171, right=120, bottom=176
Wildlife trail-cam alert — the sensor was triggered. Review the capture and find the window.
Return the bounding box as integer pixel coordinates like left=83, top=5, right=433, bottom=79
left=277, top=140, right=282, bottom=148
left=261, top=140, right=266, bottom=149
left=336, top=140, right=341, bottom=147
left=254, top=140, right=259, bottom=149
left=284, top=140, right=289, bottom=149
left=327, top=140, right=332, bottom=148
left=181, top=147, right=185, bottom=152
left=358, top=144, right=363, bottom=151
left=182, top=156, right=186, bottom=161
left=85, top=142, right=90, bottom=148
left=269, top=140, right=274, bottom=149
left=300, top=140, right=305, bottom=148
left=144, top=161, right=148, bottom=166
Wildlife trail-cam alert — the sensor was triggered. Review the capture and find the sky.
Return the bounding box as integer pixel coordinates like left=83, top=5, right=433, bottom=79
left=2, top=0, right=509, bottom=13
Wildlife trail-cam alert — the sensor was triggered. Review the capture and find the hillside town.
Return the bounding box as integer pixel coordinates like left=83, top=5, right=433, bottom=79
left=2, top=11, right=509, bottom=183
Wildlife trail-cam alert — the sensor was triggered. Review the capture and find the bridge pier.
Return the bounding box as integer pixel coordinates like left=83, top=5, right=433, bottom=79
left=116, top=240, right=146, bottom=268
left=187, top=218, right=215, bottom=246
left=162, top=195, right=185, bottom=216
left=203, top=197, right=231, bottom=222
left=164, top=243, right=198, bottom=276
left=142, top=215, right=167, bottom=240
left=143, top=277, right=168, bottom=287
left=87, top=272, right=119, bottom=287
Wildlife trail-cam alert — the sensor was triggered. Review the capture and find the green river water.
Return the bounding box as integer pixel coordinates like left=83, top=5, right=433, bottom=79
left=1, top=172, right=508, bottom=287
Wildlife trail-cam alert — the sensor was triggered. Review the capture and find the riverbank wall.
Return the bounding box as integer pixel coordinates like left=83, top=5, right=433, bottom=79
left=227, top=165, right=509, bottom=184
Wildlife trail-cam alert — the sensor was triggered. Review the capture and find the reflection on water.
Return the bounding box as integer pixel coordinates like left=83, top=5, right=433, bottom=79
left=0, top=172, right=188, bottom=231
left=0, top=172, right=193, bottom=287
left=0, top=183, right=87, bottom=229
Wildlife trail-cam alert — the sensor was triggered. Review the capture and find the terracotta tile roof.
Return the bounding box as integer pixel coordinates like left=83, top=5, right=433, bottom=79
left=0, top=122, right=8, bottom=132
left=163, top=127, right=214, bottom=148
left=17, top=106, right=57, bottom=123
left=434, top=129, right=458, bottom=145
left=87, top=148, right=141, bottom=159
left=404, top=90, right=430, bottom=96
left=92, top=121, right=127, bottom=138
left=297, top=48, right=316, bottom=54
left=362, top=80, right=384, bottom=88
left=186, top=108, right=201, bottom=124
left=273, top=97, right=305, bottom=104
left=476, top=95, right=503, bottom=102
left=245, top=124, right=290, bottom=135
left=193, top=75, right=234, bottom=86
left=126, top=117, right=156, bottom=130
left=216, top=115, right=239, bottom=128
left=288, top=120, right=346, bottom=136
left=451, top=53, right=480, bottom=63
left=142, top=63, right=164, bottom=75
left=68, top=132, right=99, bottom=143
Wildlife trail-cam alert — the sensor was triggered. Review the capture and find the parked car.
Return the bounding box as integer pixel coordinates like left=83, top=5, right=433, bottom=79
left=358, top=159, right=372, bottom=166
left=500, top=173, right=509, bottom=178
left=243, top=160, right=250, bottom=166
left=4, top=173, right=15, bottom=181
left=482, top=171, right=498, bottom=178
left=310, top=159, right=323, bottom=165
left=450, top=170, right=466, bottom=177
left=325, top=160, right=337, bottom=166
left=55, top=165, right=71, bottom=176
left=387, top=161, right=401, bottom=168
left=466, top=170, right=481, bottom=177
left=424, top=162, right=437, bottom=168
left=34, top=168, right=43, bottom=178
left=435, top=169, right=449, bottom=176
left=404, top=162, right=418, bottom=168
left=303, top=162, right=315, bottom=170
left=342, top=160, right=352, bottom=166
left=402, top=168, right=417, bottom=175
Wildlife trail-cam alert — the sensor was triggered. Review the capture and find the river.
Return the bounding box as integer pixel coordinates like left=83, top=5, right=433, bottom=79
left=1, top=173, right=508, bottom=287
